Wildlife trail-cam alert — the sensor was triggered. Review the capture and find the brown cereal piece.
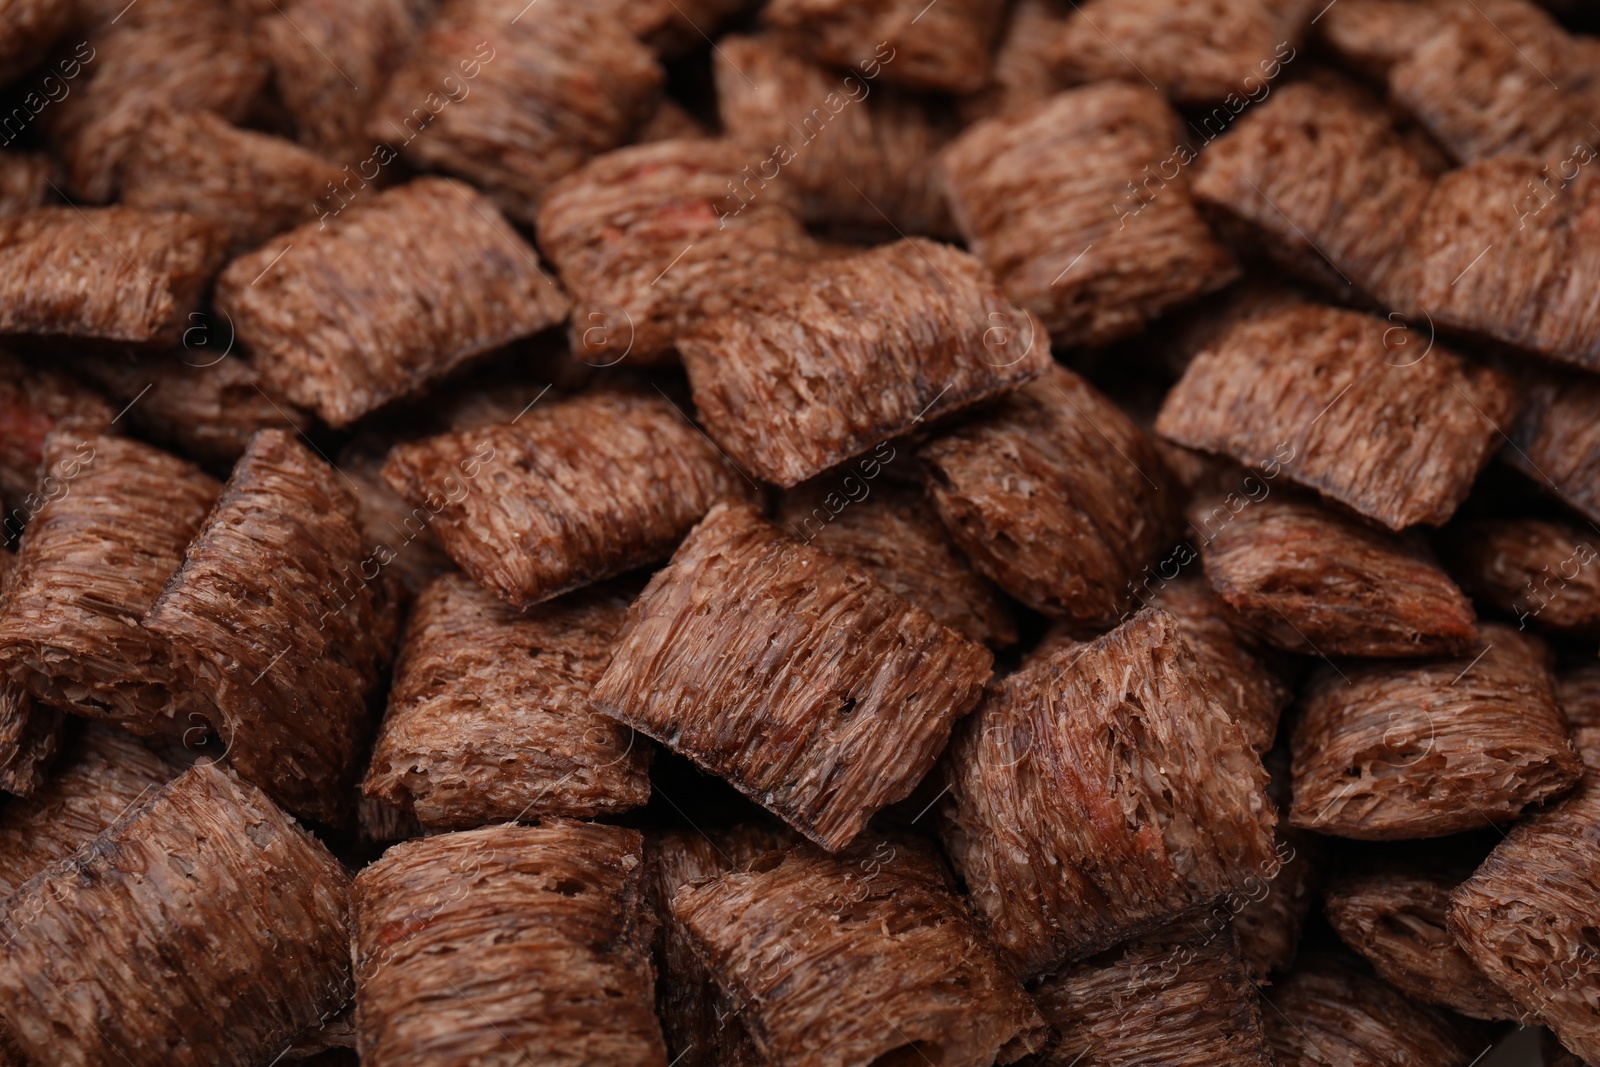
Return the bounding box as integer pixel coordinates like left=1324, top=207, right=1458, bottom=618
left=1191, top=80, right=1439, bottom=302
left=0, top=153, right=51, bottom=216
left=0, top=761, right=353, bottom=1067
left=1051, top=0, right=1314, bottom=105
left=763, top=0, right=1001, bottom=94
left=0, top=543, right=59, bottom=796
left=66, top=349, right=311, bottom=471
left=1290, top=624, right=1583, bottom=839
left=1030, top=927, right=1276, bottom=1067
left=1325, top=855, right=1521, bottom=1020
left=146, top=429, right=395, bottom=824
left=0, top=208, right=229, bottom=345
left=670, top=838, right=1048, bottom=1067
left=1442, top=518, right=1600, bottom=636
left=1234, top=827, right=1322, bottom=982
left=1558, top=665, right=1600, bottom=755
left=382, top=389, right=751, bottom=610
left=941, top=83, right=1239, bottom=347
left=958, top=0, right=1068, bottom=123
left=367, top=0, right=663, bottom=225
left=919, top=364, right=1182, bottom=628
left=351, top=821, right=667, bottom=1067
left=592, top=503, right=993, bottom=851
left=1507, top=367, right=1600, bottom=525
left=940, top=609, right=1278, bottom=976
left=646, top=825, right=795, bottom=1067
left=606, top=0, right=752, bottom=56
left=1156, top=305, right=1517, bottom=531
left=1155, top=279, right=1309, bottom=379
left=45, top=0, right=269, bottom=202
left=1400, top=158, right=1600, bottom=375
left=536, top=139, right=817, bottom=368
left=238, top=0, right=431, bottom=159
left=681, top=237, right=1050, bottom=488
left=1316, top=0, right=1555, bottom=80
left=1193, top=495, right=1479, bottom=657
left=336, top=434, right=453, bottom=600
left=364, top=577, right=650, bottom=827
left=778, top=481, right=1018, bottom=648
left=0, top=350, right=114, bottom=505
left=1264, top=954, right=1492, bottom=1067
left=119, top=110, right=347, bottom=254
left=0, top=432, right=220, bottom=739
left=216, top=177, right=569, bottom=428
left=0, top=0, right=74, bottom=85
left=713, top=34, right=958, bottom=237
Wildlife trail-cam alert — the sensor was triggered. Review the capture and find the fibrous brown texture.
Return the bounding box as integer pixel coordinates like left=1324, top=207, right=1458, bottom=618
left=602, top=0, right=752, bottom=56
left=146, top=428, right=395, bottom=824
left=1290, top=623, right=1583, bottom=839
left=939, top=608, right=1278, bottom=976
left=1190, top=79, right=1438, bottom=302
left=0, top=153, right=51, bottom=216
left=593, top=503, right=993, bottom=851
left=337, top=434, right=452, bottom=599
left=119, top=109, right=346, bottom=254
left=0, top=432, right=219, bottom=739
left=0, top=350, right=113, bottom=505
left=1325, top=857, right=1520, bottom=1020
left=367, top=0, right=663, bottom=225
left=382, top=389, right=751, bottom=610
left=45, top=0, right=270, bottom=202
left=1264, top=954, right=1491, bottom=1067
left=1443, top=518, right=1600, bottom=636
left=958, top=0, right=1067, bottom=122
left=1234, top=827, right=1322, bottom=982
left=0, top=0, right=74, bottom=85
left=364, top=576, right=650, bottom=827
left=0, top=544, right=58, bottom=796
left=239, top=0, right=431, bottom=159
left=0, top=207, right=228, bottom=345
left=351, top=821, right=667, bottom=1067
left=670, top=837, right=1048, bottom=1067
left=646, top=825, right=794, bottom=1067
left=536, top=138, right=817, bottom=367
left=763, top=0, right=1001, bottom=93
left=713, top=34, right=958, bottom=236
left=1194, top=495, right=1478, bottom=657
left=1030, top=927, right=1276, bottom=1067
left=1316, top=0, right=1555, bottom=80
left=1051, top=0, right=1315, bottom=105
left=0, top=723, right=179, bottom=899
left=1507, top=367, right=1600, bottom=525
left=941, top=83, right=1239, bottom=347
left=778, top=480, right=1019, bottom=648
left=0, top=761, right=353, bottom=1067
left=918, top=364, right=1181, bottom=628
left=1156, top=305, right=1517, bottom=531
left=679, top=237, right=1050, bottom=488
left=216, top=177, right=569, bottom=428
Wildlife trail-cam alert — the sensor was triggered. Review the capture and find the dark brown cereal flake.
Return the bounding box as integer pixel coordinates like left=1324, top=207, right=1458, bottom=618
left=940, top=608, right=1278, bottom=976
left=670, top=837, right=1048, bottom=1067
left=0, top=543, right=59, bottom=796
left=919, top=364, right=1182, bottom=629
left=1194, top=495, right=1479, bottom=657
left=0, top=761, right=353, bottom=1067
left=1316, top=0, right=1554, bottom=81
left=0, top=208, right=229, bottom=345
left=1030, top=927, right=1276, bottom=1067
left=146, top=429, right=396, bottom=824
left=778, top=480, right=1018, bottom=648
left=216, top=177, right=568, bottom=428
left=382, top=389, right=753, bottom=610
left=1506, top=366, right=1600, bottom=525
left=352, top=820, right=667, bottom=1067
left=1156, top=305, right=1518, bottom=531
left=1051, top=0, right=1313, bottom=105
left=1442, top=518, right=1600, bottom=636
left=0, top=0, right=73, bottom=85
left=941, top=83, right=1239, bottom=347
left=763, top=0, right=1001, bottom=94
left=0, top=153, right=51, bottom=216
left=536, top=138, right=817, bottom=368
left=1324, top=854, right=1521, bottom=1020
left=1264, top=953, right=1491, bottom=1067
left=958, top=0, right=1068, bottom=123
left=0, top=350, right=114, bottom=505
left=367, top=0, right=663, bottom=225
left=119, top=109, right=347, bottom=254
left=680, top=237, right=1050, bottom=488
left=593, top=503, right=993, bottom=851
left=713, top=34, right=958, bottom=237
left=1289, top=624, right=1583, bottom=839
left=0, top=432, right=220, bottom=739
left=364, top=576, right=650, bottom=827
